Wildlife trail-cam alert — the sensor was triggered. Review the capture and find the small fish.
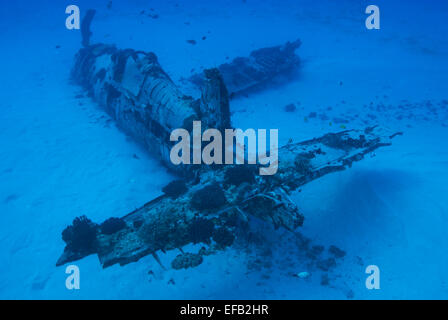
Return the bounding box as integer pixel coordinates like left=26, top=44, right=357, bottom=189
left=294, top=271, right=310, bottom=279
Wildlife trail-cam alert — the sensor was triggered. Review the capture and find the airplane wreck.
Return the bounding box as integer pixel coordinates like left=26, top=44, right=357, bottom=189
left=57, top=10, right=400, bottom=270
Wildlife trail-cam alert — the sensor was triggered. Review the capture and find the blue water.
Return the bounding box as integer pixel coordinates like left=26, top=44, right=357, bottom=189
left=0, top=0, right=447, bottom=299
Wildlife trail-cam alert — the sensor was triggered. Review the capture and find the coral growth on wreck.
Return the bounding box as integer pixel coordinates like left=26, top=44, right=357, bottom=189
left=162, top=180, right=188, bottom=198
left=139, top=213, right=189, bottom=250
left=188, top=217, right=214, bottom=244
left=213, top=227, right=235, bottom=248
left=224, top=165, right=256, bottom=186
left=100, top=217, right=126, bottom=235
left=191, top=183, right=227, bottom=212
left=294, top=152, right=314, bottom=175
left=171, top=253, right=203, bottom=270
left=62, top=216, right=98, bottom=254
